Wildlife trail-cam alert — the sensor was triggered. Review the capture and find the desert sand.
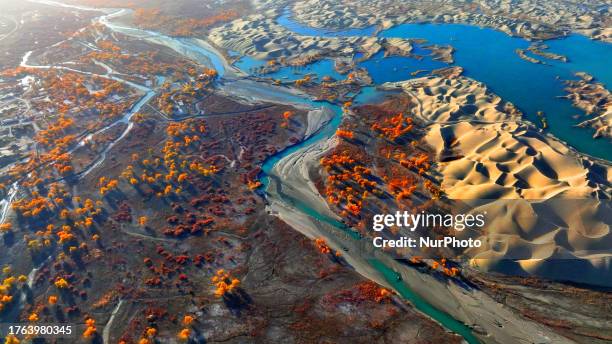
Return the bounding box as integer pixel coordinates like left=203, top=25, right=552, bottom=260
left=384, top=75, right=612, bottom=286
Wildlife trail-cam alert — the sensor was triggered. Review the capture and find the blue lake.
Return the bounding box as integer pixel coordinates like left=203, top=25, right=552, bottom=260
left=358, top=47, right=447, bottom=84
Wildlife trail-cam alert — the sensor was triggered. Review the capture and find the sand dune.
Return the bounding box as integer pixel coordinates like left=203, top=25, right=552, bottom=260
left=209, top=11, right=425, bottom=66
left=564, top=73, right=612, bottom=140
left=426, top=121, right=605, bottom=199
left=386, top=75, right=612, bottom=286
left=386, top=76, right=522, bottom=123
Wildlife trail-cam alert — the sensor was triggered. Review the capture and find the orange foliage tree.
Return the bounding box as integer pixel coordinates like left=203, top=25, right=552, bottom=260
left=211, top=269, right=240, bottom=297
